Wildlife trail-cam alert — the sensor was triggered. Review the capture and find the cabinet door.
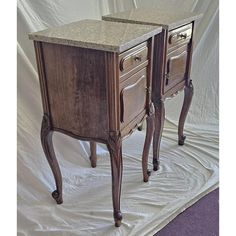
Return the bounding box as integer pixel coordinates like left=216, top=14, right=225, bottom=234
left=164, top=44, right=190, bottom=93
left=120, top=68, right=147, bottom=129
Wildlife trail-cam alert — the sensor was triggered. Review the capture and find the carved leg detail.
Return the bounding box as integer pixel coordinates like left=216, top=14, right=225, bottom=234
left=41, top=114, right=63, bottom=204
left=178, top=80, right=194, bottom=145
left=89, top=141, right=97, bottom=168
left=142, top=104, right=155, bottom=182
left=107, top=132, right=123, bottom=227
left=153, top=100, right=165, bottom=171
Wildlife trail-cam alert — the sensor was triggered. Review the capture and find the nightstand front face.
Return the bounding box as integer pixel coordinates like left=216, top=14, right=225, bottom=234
left=163, top=23, right=193, bottom=96
left=102, top=11, right=198, bottom=100
left=120, top=68, right=147, bottom=129
left=118, top=40, right=153, bottom=136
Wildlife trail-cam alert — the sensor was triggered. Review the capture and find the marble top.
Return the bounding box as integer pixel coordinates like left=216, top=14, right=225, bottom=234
left=29, top=19, right=162, bottom=53
left=103, top=8, right=203, bottom=30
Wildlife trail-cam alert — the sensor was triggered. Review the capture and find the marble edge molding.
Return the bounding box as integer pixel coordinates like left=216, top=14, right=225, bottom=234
left=102, top=11, right=203, bottom=30
left=102, top=16, right=165, bottom=29
left=28, top=21, right=162, bottom=53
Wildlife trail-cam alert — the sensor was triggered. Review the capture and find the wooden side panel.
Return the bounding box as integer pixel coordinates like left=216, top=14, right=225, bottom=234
left=41, top=43, right=109, bottom=140
left=34, top=41, right=50, bottom=114
left=152, top=29, right=167, bottom=101
left=105, top=52, right=120, bottom=132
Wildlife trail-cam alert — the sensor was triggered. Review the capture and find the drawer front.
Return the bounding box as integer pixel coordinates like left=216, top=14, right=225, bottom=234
left=119, top=42, right=148, bottom=77
left=164, top=44, right=189, bottom=93
left=168, top=24, right=192, bottom=49
left=120, top=68, right=147, bottom=127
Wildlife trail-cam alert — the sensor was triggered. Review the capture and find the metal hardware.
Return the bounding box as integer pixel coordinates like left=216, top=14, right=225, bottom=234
left=133, top=55, right=142, bottom=62
left=178, top=33, right=187, bottom=39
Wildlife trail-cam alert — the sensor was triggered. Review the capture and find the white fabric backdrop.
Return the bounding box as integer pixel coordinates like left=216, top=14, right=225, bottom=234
left=17, top=0, right=219, bottom=235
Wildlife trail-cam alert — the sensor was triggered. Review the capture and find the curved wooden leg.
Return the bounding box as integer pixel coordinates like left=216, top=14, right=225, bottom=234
left=89, top=141, right=97, bottom=168
left=41, top=114, right=63, bottom=204
left=142, top=104, right=154, bottom=182
left=107, top=132, right=123, bottom=227
left=178, top=80, right=194, bottom=145
left=153, top=100, right=165, bottom=171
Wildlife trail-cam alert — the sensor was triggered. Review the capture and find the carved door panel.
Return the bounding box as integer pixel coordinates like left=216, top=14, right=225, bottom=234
left=120, top=68, right=147, bottom=129
left=164, top=44, right=190, bottom=93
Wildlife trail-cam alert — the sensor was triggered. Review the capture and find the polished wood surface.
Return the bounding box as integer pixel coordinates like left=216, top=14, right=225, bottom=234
left=42, top=43, right=110, bottom=141
left=41, top=114, right=63, bottom=204
left=120, top=68, right=147, bottom=126
left=102, top=10, right=201, bottom=180
left=142, top=103, right=155, bottom=182
left=119, top=42, right=148, bottom=76
left=89, top=141, right=97, bottom=168
left=164, top=43, right=190, bottom=93
left=178, top=80, right=194, bottom=145
left=168, top=23, right=192, bottom=49
left=34, top=36, right=155, bottom=227
left=151, top=22, right=195, bottom=171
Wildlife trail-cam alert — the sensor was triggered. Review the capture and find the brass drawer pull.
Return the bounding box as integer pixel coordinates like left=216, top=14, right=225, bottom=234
left=168, top=24, right=192, bottom=45
left=178, top=33, right=187, bottom=39
left=119, top=42, right=148, bottom=74
left=133, top=55, right=142, bottom=62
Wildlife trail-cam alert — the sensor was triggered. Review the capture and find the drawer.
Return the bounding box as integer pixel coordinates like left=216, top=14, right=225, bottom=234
left=168, top=24, right=192, bottom=49
left=164, top=44, right=190, bottom=93
left=119, top=42, right=148, bottom=77
left=120, top=68, right=147, bottom=127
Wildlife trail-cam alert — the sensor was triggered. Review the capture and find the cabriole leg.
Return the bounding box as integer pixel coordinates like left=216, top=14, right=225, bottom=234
left=41, top=114, right=63, bottom=204
left=178, top=80, right=194, bottom=145
left=142, top=104, right=155, bottom=182
left=153, top=100, right=165, bottom=171
left=107, top=132, right=123, bottom=227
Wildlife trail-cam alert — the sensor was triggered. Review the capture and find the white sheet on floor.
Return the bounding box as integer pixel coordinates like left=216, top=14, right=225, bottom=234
left=17, top=0, right=219, bottom=235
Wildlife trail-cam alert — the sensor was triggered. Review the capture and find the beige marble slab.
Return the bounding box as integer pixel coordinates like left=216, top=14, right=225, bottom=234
left=29, top=19, right=162, bottom=53
left=103, top=8, right=203, bottom=30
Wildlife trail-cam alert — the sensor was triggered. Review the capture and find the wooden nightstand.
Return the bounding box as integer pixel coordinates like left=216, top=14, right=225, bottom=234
left=103, top=8, right=203, bottom=171
left=29, top=19, right=162, bottom=226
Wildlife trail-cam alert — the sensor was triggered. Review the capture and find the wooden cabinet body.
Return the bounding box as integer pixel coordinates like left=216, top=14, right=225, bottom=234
left=152, top=23, right=194, bottom=100
left=103, top=9, right=202, bottom=171
left=37, top=42, right=153, bottom=141
left=29, top=19, right=161, bottom=227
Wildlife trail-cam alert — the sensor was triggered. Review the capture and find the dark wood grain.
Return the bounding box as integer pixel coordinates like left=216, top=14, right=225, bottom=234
left=34, top=41, right=50, bottom=114
left=164, top=44, right=189, bottom=93
left=41, top=114, right=63, bottom=204
left=89, top=141, right=97, bottom=168
left=142, top=103, right=154, bottom=182
left=33, top=35, right=155, bottom=227
left=153, top=100, right=165, bottom=171
left=168, top=23, right=192, bottom=50
left=107, top=131, right=123, bottom=227
left=151, top=22, right=195, bottom=170
left=119, top=42, right=148, bottom=77
left=178, top=80, right=194, bottom=145
left=120, top=68, right=147, bottom=126
left=152, top=30, right=168, bottom=101
left=42, top=43, right=110, bottom=140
